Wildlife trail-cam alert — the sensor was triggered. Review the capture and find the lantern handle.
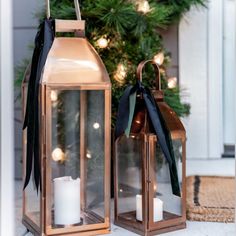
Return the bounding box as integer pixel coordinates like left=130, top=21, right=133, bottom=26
left=136, top=60, right=161, bottom=91
left=46, top=0, right=81, bottom=20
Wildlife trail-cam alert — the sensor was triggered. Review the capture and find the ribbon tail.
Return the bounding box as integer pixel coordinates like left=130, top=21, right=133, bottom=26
left=143, top=90, right=180, bottom=197
left=23, top=23, right=45, bottom=130
left=23, top=120, right=35, bottom=189
left=115, top=86, right=134, bottom=139
left=125, top=91, right=136, bottom=137
left=32, top=19, right=54, bottom=191
left=34, top=115, right=41, bottom=193
left=169, top=160, right=181, bottom=196
left=23, top=19, right=55, bottom=191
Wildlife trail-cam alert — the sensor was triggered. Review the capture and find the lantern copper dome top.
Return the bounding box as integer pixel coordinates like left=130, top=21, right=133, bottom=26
left=41, top=37, right=110, bottom=87
left=130, top=96, right=185, bottom=140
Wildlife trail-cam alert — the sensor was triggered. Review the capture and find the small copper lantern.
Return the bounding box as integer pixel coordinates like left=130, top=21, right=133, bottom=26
left=22, top=3, right=111, bottom=235
left=114, top=60, right=186, bottom=235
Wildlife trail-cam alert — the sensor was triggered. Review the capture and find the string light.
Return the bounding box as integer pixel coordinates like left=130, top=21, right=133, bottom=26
left=167, top=77, right=177, bottom=89
left=153, top=52, right=165, bottom=66
left=114, top=63, right=127, bottom=85
left=52, top=148, right=65, bottom=162
left=86, top=151, right=92, bottom=159
left=154, top=184, right=157, bottom=192
left=93, top=122, right=100, bottom=129
left=50, top=90, right=58, bottom=102
left=137, top=0, right=151, bottom=14
left=97, top=37, right=108, bottom=49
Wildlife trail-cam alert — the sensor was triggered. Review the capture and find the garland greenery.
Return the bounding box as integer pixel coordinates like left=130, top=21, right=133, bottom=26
left=16, top=0, right=206, bottom=124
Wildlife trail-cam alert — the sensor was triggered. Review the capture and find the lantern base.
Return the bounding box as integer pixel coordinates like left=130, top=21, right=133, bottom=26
left=52, top=218, right=84, bottom=228
left=114, top=212, right=186, bottom=236
left=114, top=220, right=186, bottom=236
left=23, top=215, right=110, bottom=236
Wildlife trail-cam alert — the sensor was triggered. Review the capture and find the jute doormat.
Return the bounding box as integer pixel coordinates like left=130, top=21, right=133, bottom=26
left=186, top=176, right=235, bottom=222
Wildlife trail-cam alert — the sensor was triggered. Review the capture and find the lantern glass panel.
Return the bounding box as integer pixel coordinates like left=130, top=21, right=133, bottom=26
left=116, top=135, right=143, bottom=222
left=24, top=177, right=40, bottom=226
left=50, top=89, right=105, bottom=228
left=152, top=138, right=183, bottom=222
left=23, top=83, right=40, bottom=227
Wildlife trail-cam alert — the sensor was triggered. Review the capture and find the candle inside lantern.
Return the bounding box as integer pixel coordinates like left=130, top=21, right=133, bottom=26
left=153, top=198, right=163, bottom=222
left=136, top=195, right=142, bottom=221
left=54, top=176, right=81, bottom=225
left=136, top=195, right=163, bottom=222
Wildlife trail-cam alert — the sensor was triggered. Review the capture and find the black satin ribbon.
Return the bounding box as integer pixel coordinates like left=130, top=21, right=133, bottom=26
left=23, top=19, right=55, bottom=191
left=115, top=81, right=181, bottom=197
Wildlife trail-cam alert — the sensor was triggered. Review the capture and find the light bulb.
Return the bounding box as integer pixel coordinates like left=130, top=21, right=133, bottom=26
left=137, top=0, right=150, bottom=14
left=93, top=122, right=100, bottom=129
left=118, top=64, right=127, bottom=78
left=86, top=151, right=92, bottom=159
left=154, top=184, right=157, bottom=192
left=97, top=37, right=108, bottom=49
left=167, top=77, right=177, bottom=89
left=153, top=52, right=165, bottom=66
left=52, top=148, right=65, bottom=162
left=50, top=90, right=58, bottom=102
left=114, top=63, right=127, bottom=85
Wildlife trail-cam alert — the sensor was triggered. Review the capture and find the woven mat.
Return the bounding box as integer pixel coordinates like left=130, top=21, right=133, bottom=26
left=186, top=176, right=235, bottom=222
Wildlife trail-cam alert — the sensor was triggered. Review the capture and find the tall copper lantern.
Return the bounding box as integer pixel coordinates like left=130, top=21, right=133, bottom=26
left=22, top=3, right=111, bottom=235
left=114, top=60, right=186, bottom=235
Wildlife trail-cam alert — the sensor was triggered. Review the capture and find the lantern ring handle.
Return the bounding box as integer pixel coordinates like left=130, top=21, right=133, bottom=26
left=136, top=60, right=161, bottom=91
left=46, top=0, right=81, bottom=20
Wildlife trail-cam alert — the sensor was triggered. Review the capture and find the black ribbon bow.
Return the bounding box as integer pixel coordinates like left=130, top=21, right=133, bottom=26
left=115, top=81, right=181, bottom=197
left=23, top=19, right=55, bottom=191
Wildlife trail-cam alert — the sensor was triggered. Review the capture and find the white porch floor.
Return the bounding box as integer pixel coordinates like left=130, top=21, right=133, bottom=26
left=16, top=159, right=236, bottom=236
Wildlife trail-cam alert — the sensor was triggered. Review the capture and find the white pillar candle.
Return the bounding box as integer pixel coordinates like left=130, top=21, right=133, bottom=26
left=136, top=195, right=163, bottom=222
left=136, top=195, right=142, bottom=221
left=153, top=198, right=163, bottom=222
left=54, top=176, right=80, bottom=225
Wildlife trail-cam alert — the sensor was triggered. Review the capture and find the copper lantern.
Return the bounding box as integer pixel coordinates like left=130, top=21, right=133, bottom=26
left=114, top=60, right=186, bottom=235
left=22, top=4, right=111, bottom=235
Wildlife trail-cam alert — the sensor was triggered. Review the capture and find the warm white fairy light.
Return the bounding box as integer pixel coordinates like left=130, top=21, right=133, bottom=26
left=137, top=0, right=151, bottom=14
left=93, top=122, right=100, bottom=129
left=114, top=63, right=127, bottom=85
left=167, top=77, right=177, bottom=89
left=153, top=52, right=165, bottom=66
left=118, top=64, right=127, bottom=78
left=86, top=150, right=92, bottom=159
left=52, top=148, right=65, bottom=162
left=97, top=37, right=108, bottom=49
left=154, top=184, right=157, bottom=192
left=50, top=90, right=58, bottom=102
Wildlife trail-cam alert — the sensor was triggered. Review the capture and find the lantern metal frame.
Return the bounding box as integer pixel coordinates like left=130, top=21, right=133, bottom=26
left=22, top=5, right=111, bottom=234
left=113, top=60, right=186, bottom=236
left=22, top=89, right=111, bottom=236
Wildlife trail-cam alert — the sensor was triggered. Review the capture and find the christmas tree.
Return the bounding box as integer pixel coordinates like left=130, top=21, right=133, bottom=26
left=17, top=0, right=206, bottom=123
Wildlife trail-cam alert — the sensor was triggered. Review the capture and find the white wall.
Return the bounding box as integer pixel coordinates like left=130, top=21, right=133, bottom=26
left=0, top=0, right=15, bottom=234
left=179, top=1, right=224, bottom=159
left=179, top=7, right=208, bottom=159
left=223, top=0, right=235, bottom=145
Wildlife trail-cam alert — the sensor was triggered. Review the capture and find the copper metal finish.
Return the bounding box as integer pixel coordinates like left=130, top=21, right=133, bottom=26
left=22, top=15, right=111, bottom=235
left=114, top=60, right=186, bottom=235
